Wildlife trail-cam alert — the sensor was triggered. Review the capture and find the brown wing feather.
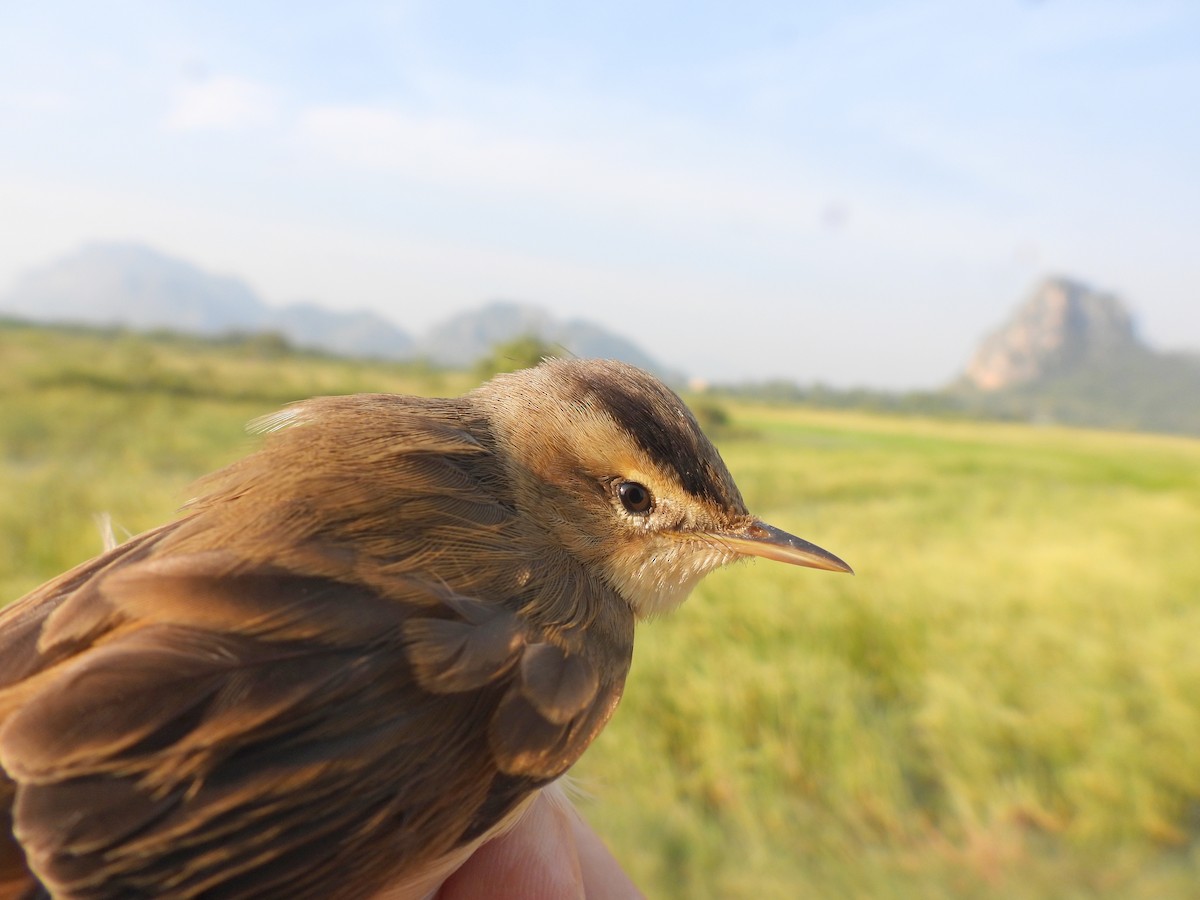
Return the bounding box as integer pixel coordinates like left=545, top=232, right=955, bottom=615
left=3, top=565, right=495, bottom=898
left=0, top=525, right=173, bottom=691
left=0, top=793, right=33, bottom=900
left=1, top=560, right=628, bottom=898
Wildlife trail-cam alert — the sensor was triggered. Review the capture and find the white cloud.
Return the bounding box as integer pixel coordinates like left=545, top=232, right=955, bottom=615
left=165, top=75, right=278, bottom=132
left=295, top=104, right=832, bottom=233
left=0, top=88, right=70, bottom=113
left=292, top=101, right=1041, bottom=273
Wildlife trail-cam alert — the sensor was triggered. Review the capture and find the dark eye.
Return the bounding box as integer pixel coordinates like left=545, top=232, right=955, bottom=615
left=617, top=481, right=654, bottom=515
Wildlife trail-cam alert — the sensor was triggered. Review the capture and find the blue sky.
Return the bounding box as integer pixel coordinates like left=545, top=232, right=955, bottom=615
left=2, top=1, right=1197, bottom=386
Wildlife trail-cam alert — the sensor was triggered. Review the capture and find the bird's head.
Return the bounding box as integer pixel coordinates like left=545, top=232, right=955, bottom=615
left=473, top=358, right=851, bottom=619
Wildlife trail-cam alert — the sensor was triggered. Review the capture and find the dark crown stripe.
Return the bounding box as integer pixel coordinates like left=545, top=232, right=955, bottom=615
left=559, top=364, right=735, bottom=508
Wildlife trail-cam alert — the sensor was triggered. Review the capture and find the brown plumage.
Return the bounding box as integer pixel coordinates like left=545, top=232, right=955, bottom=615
left=0, top=358, right=850, bottom=899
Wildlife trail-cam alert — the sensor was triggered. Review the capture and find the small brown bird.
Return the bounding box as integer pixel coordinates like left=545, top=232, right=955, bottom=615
left=0, top=358, right=850, bottom=899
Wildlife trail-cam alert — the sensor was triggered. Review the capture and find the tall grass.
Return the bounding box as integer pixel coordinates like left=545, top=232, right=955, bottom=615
left=3, top=323, right=1198, bottom=896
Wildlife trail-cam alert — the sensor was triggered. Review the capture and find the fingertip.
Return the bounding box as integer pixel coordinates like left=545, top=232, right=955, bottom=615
left=438, top=792, right=584, bottom=900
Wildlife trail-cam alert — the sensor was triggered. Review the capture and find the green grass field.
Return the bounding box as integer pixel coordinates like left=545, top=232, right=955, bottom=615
left=4, top=323, right=1199, bottom=897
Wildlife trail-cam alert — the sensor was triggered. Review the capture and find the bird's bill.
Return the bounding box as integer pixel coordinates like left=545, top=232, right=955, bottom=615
left=718, top=521, right=853, bottom=574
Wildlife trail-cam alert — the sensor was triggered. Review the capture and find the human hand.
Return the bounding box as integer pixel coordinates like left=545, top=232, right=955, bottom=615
left=437, top=788, right=644, bottom=900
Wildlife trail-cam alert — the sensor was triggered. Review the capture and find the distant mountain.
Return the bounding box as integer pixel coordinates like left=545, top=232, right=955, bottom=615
left=416, top=301, right=671, bottom=376
left=1, top=243, right=271, bottom=334
left=0, top=243, right=414, bottom=358
left=268, top=302, right=413, bottom=360
left=0, top=243, right=669, bottom=374
left=958, top=276, right=1200, bottom=434
left=417, top=302, right=556, bottom=368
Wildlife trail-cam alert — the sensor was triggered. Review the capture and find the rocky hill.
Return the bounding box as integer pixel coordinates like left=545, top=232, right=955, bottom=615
left=0, top=243, right=669, bottom=375
left=965, top=278, right=1138, bottom=390
left=958, top=277, right=1200, bottom=434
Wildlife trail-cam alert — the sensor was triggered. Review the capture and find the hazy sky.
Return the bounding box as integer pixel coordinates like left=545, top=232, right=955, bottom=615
left=2, top=1, right=1197, bottom=387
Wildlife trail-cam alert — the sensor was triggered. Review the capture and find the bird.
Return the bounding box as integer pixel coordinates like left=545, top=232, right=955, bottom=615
left=0, top=357, right=851, bottom=900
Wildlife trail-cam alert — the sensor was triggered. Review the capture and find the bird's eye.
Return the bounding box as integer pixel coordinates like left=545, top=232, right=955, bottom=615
left=617, top=481, right=654, bottom=515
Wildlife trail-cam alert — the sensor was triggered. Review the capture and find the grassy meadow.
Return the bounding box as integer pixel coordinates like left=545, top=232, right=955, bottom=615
left=3, top=322, right=1199, bottom=897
